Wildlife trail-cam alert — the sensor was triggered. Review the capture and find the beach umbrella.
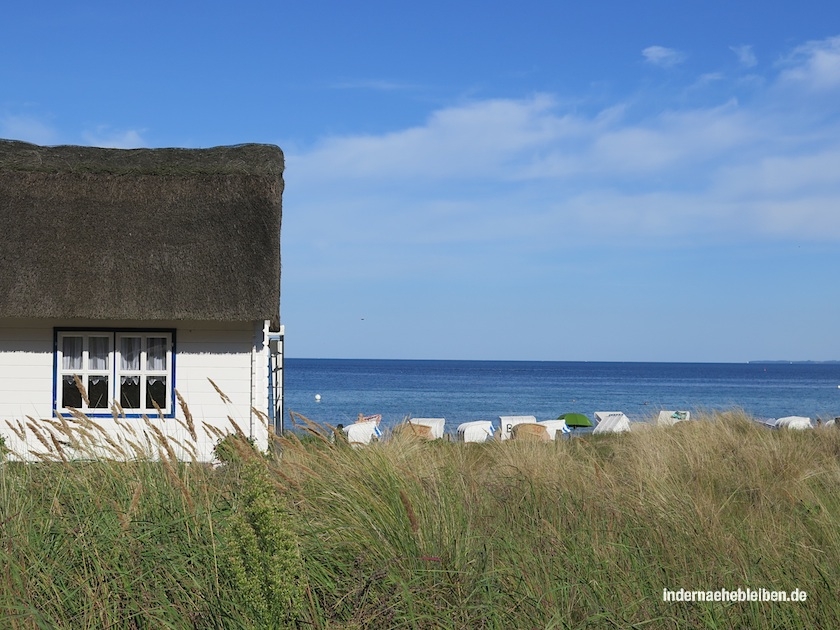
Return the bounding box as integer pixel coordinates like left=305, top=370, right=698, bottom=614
left=558, top=412, right=593, bottom=428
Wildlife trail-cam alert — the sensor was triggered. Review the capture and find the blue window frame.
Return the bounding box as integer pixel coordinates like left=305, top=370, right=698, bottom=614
left=54, top=328, right=176, bottom=418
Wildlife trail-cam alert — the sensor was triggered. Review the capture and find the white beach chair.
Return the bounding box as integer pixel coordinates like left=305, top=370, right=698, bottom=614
left=408, top=417, right=445, bottom=440
left=343, top=418, right=382, bottom=445
left=537, top=419, right=571, bottom=440
left=497, top=415, right=537, bottom=441
left=773, top=416, right=812, bottom=430
left=593, top=411, right=631, bottom=434
left=457, top=420, right=495, bottom=443
left=656, top=410, right=691, bottom=426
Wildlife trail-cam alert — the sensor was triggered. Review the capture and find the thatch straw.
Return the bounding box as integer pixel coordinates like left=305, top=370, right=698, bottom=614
left=0, top=139, right=283, bottom=326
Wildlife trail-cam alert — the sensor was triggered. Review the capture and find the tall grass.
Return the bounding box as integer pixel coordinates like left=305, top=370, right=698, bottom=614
left=0, top=413, right=306, bottom=629
left=2, top=410, right=840, bottom=628
left=279, top=411, right=840, bottom=629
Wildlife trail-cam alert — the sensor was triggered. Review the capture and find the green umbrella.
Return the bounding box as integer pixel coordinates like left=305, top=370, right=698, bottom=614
left=559, top=412, right=593, bottom=428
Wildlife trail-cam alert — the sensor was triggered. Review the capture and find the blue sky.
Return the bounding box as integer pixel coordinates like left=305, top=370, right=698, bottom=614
left=4, top=1, right=840, bottom=362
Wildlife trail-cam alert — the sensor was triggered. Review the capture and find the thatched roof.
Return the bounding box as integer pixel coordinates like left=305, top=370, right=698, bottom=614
left=0, top=139, right=283, bottom=326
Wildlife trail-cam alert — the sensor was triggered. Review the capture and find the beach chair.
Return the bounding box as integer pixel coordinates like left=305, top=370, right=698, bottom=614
left=343, top=416, right=382, bottom=445
left=497, top=415, right=537, bottom=441
left=537, top=419, right=571, bottom=440
left=773, top=416, right=812, bottom=430
left=392, top=422, right=434, bottom=440
left=656, top=410, right=691, bottom=426
left=511, top=423, right=550, bottom=442
left=408, top=417, right=445, bottom=439
left=457, top=420, right=495, bottom=443
left=592, top=411, right=631, bottom=434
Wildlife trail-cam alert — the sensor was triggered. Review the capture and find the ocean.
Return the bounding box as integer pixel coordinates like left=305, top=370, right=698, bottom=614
left=282, top=359, right=840, bottom=434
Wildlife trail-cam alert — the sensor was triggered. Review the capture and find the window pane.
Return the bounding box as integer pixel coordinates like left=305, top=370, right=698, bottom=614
left=62, top=337, right=82, bottom=370
left=88, top=375, right=109, bottom=408
left=89, top=337, right=109, bottom=371
left=147, top=376, right=167, bottom=410
left=147, top=337, right=167, bottom=371
left=121, top=337, right=141, bottom=371
left=62, top=375, right=82, bottom=408
left=120, top=375, right=140, bottom=409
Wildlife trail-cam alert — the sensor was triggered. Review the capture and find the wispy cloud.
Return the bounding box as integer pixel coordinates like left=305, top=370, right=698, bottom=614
left=284, top=34, right=840, bottom=286
left=0, top=116, right=149, bottom=148
left=81, top=126, right=147, bottom=148
left=777, top=35, right=840, bottom=91
left=291, top=93, right=578, bottom=183
left=0, top=114, right=58, bottom=145
left=730, top=44, right=757, bottom=68
left=328, top=79, right=423, bottom=92
left=642, top=45, right=686, bottom=68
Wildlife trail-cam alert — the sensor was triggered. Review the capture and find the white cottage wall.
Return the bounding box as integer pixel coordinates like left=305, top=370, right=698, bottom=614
left=0, top=319, right=54, bottom=421
left=0, top=318, right=274, bottom=462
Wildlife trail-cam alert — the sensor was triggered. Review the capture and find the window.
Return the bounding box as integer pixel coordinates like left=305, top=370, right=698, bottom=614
left=56, top=330, right=174, bottom=416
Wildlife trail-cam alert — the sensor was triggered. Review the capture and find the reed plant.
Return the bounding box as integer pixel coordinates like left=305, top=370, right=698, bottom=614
left=0, top=407, right=306, bottom=629
left=279, top=411, right=840, bottom=629
left=3, top=408, right=840, bottom=628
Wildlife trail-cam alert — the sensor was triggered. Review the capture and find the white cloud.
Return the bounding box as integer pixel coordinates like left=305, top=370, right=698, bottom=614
left=82, top=127, right=147, bottom=148
left=328, top=79, right=423, bottom=92
left=289, top=94, right=586, bottom=183
left=642, top=45, right=686, bottom=68
left=714, top=147, right=840, bottom=199
left=730, top=44, right=757, bottom=68
left=0, top=114, right=57, bottom=145
left=690, top=72, right=725, bottom=89
left=284, top=34, right=840, bottom=277
left=777, top=36, right=840, bottom=90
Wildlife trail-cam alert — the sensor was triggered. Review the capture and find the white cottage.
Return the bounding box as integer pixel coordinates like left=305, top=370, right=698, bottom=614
left=0, top=140, right=285, bottom=461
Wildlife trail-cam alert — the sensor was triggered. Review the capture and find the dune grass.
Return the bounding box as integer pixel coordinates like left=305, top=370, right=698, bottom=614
left=2, top=410, right=840, bottom=628
left=281, top=411, right=840, bottom=628
left=0, top=426, right=306, bottom=629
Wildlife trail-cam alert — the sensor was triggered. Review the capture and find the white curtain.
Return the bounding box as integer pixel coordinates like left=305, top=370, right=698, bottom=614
left=62, top=336, right=82, bottom=370
left=89, top=337, right=109, bottom=370
left=121, top=337, right=141, bottom=371
left=147, top=338, right=166, bottom=371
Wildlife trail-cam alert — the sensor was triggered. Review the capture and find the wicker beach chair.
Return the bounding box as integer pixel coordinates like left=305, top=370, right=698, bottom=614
left=408, top=417, right=445, bottom=439
left=656, top=410, right=691, bottom=426
left=511, top=423, right=550, bottom=441
left=392, top=422, right=434, bottom=440
left=343, top=416, right=382, bottom=445
left=457, top=420, right=495, bottom=443
left=537, top=419, right=571, bottom=440
left=497, top=415, right=537, bottom=441
left=592, top=412, right=631, bottom=434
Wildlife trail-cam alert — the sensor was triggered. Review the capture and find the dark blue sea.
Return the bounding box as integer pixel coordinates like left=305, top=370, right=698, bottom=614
left=282, top=359, right=840, bottom=434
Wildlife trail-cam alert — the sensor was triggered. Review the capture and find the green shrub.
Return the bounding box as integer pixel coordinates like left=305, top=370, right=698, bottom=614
left=220, top=458, right=307, bottom=629
left=214, top=433, right=258, bottom=464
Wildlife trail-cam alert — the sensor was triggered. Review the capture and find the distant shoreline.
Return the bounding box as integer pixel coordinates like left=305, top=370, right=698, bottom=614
left=290, top=357, right=840, bottom=365
left=749, top=360, right=840, bottom=364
